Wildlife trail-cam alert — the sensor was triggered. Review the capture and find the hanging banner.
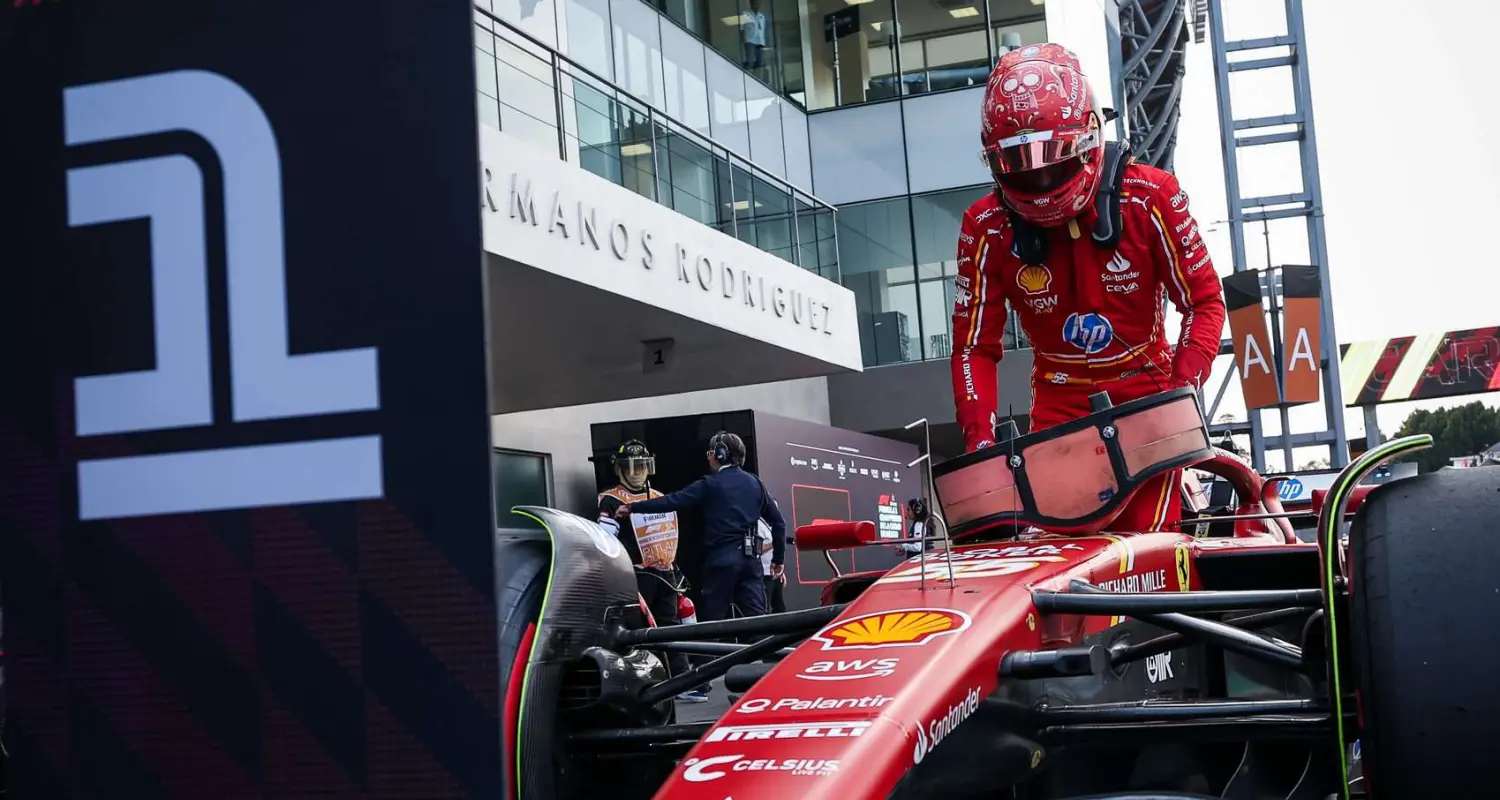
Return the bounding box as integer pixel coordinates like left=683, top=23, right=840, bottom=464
left=1339, top=326, right=1500, bottom=405
left=0, top=1, right=496, bottom=797
left=1223, top=270, right=1280, bottom=409
left=1279, top=265, right=1324, bottom=405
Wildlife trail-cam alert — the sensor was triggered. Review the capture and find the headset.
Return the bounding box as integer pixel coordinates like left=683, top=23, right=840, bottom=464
left=710, top=431, right=735, bottom=465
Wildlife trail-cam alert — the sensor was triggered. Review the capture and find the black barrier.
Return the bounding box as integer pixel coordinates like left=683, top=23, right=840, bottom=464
left=0, top=2, right=494, bottom=796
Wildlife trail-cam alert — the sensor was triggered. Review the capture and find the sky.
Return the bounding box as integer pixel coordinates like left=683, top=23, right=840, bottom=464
left=1163, top=0, right=1500, bottom=468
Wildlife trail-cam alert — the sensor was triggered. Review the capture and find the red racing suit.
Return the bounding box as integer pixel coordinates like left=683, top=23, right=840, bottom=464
left=950, top=162, right=1226, bottom=531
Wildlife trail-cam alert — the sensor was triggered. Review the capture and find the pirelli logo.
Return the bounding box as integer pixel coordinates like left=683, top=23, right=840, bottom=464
left=1340, top=326, right=1500, bottom=406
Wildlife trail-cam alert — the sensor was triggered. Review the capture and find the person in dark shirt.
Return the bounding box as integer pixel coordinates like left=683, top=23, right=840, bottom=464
left=617, top=431, right=785, bottom=622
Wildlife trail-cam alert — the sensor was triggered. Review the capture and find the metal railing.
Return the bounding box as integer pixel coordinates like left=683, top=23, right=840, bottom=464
left=474, top=10, right=840, bottom=282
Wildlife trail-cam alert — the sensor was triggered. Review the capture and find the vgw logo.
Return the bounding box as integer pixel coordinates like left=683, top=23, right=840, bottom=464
left=65, top=70, right=384, bottom=521
left=1062, top=313, right=1114, bottom=355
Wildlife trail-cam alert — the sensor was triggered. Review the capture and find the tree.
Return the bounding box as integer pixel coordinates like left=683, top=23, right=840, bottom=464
left=1394, top=401, right=1500, bottom=473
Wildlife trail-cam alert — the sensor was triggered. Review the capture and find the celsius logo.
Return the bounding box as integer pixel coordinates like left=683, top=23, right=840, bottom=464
left=912, top=685, right=983, bottom=764
left=1062, top=313, right=1114, bottom=355
left=681, top=755, right=839, bottom=782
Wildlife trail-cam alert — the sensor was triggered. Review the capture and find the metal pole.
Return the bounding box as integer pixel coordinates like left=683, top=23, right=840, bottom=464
left=1362, top=405, right=1383, bottom=448
left=1286, top=0, right=1350, bottom=468
left=1206, top=0, right=1266, bottom=472
left=831, top=32, right=843, bottom=107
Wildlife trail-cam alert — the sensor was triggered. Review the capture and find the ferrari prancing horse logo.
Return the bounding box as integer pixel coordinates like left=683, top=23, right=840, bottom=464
left=1175, top=544, right=1192, bottom=591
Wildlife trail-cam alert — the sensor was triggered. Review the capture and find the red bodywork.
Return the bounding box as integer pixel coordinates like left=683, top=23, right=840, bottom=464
left=654, top=529, right=1314, bottom=799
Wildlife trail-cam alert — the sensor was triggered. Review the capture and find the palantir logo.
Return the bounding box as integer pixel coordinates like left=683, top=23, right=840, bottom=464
left=64, top=70, right=383, bottom=521
left=1062, top=313, right=1114, bottom=355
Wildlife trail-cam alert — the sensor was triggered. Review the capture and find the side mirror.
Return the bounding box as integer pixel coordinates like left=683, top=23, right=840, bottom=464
left=795, top=520, right=877, bottom=551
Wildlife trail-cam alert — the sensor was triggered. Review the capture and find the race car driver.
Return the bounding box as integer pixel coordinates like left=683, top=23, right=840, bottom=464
left=951, top=43, right=1226, bottom=532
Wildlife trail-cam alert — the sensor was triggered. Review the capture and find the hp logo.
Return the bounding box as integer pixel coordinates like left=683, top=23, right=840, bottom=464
left=1062, top=313, right=1115, bottom=355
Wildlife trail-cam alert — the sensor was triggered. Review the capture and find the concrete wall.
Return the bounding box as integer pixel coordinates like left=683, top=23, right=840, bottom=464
left=826, top=349, right=1035, bottom=433
left=492, top=376, right=832, bottom=514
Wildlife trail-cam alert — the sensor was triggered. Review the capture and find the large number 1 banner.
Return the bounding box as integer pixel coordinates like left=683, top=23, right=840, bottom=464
left=0, top=2, right=497, bottom=796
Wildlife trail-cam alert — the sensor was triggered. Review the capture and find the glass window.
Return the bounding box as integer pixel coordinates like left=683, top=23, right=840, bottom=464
left=568, top=72, right=625, bottom=182
left=494, top=449, right=552, bottom=528
left=895, top=0, right=991, bottom=97
left=476, top=27, right=503, bottom=131
left=619, top=99, right=660, bottom=202
left=805, top=0, right=899, bottom=109
left=794, top=197, right=836, bottom=280
left=744, top=175, right=794, bottom=263
left=911, top=187, right=982, bottom=361
left=496, top=29, right=563, bottom=155
left=987, top=0, right=1047, bottom=63
left=836, top=197, right=918, bottom=366
left=660, top=127, right=720, bottom=226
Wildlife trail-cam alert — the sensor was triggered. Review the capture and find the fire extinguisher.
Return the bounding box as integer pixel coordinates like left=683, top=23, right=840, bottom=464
left=678, top=594, right=697, bottom=625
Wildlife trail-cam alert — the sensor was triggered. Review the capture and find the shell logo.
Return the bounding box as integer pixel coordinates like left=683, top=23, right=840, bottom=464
left=1016, top=265, right=1052, bottom=295
left=813, top=608, right=973, bottom=651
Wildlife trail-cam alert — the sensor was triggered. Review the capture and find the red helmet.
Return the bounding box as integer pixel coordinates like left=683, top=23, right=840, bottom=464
left=980, top=43, right=1104, bottom=227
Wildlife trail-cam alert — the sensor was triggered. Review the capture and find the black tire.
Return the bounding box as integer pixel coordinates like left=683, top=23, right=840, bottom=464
left=498, top=540, right=550, bottom=688
left=1349, top=466, right=1500, bottom=798
left=498, top=541, right=550, bottom=799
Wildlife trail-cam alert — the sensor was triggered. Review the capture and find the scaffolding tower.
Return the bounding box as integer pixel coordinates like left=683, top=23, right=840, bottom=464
left=1202, top=0, right=1349, bottom=470
left=1115, top=0, right=1192, bottom=170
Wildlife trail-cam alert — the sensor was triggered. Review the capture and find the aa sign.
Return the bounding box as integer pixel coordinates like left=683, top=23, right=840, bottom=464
left=1222, top=268, right=1325, bottom=409
left=1279, top=266, right=1323, bottom=405
left=1223, top=270, right=1281, bottom=409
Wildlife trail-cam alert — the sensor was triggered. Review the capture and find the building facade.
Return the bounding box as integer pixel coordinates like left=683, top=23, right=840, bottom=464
left=480, top=0, right=1124, bottom=515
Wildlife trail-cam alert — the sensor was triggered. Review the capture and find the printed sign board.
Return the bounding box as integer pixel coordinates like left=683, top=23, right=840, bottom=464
left=0, top=2, right=495, bottom=795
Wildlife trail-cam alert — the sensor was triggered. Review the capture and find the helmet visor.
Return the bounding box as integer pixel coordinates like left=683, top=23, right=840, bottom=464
left=616, top=456, right=654, bottom=489
left=985, top=128, right=1099, bottom=175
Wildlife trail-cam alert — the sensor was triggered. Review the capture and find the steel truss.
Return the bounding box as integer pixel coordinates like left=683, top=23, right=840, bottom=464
left=1115, top=0, right=1191, bottom=170
left=1203, top=0, right=1349, bottom=470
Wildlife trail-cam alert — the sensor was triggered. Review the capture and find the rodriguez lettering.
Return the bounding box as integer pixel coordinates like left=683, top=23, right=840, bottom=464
left=494, top=169, right=834, bottom=335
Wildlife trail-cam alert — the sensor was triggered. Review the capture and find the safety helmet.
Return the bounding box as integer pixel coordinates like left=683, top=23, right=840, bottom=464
left=980, top=43, right=1104, bottom=228
left=611, top=439, right=655, bottom=491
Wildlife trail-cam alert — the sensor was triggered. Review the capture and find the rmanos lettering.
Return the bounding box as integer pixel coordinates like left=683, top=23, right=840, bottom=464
left=913, top=686, right=983, bottom=764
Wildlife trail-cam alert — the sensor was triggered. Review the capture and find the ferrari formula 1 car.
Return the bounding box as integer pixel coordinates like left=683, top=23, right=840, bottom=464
left=496, top=386, right=1500, bottom=799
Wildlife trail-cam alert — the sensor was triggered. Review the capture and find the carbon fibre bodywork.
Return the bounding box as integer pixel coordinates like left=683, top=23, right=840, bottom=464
left=509, top=507, right=664, bottom=798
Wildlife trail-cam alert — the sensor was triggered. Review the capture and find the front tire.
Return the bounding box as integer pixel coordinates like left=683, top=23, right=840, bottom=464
left=1349, top=466, right=1500, bottom=798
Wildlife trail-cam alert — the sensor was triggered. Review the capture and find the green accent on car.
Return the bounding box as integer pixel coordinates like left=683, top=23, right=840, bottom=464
left=1317, top=434, right=1432, bottom=800
left=510, top=508, right=559, bottom=800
